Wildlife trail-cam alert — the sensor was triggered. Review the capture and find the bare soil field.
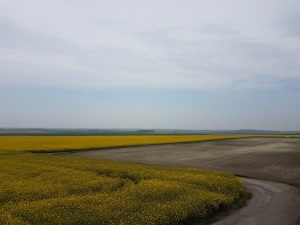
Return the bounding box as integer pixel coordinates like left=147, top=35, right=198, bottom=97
left=67, top=138, right=300, bottom=187
left=65, top=138, right=300, bottom=225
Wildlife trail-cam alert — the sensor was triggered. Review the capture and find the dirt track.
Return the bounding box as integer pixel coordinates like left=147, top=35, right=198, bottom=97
left=214, top=177, right=300, bottom=225
left=65, top=138, right=300, bottom=225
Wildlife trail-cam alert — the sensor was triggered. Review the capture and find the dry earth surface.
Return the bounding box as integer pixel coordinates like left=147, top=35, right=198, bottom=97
left=65, top=138, right=300, bottom=225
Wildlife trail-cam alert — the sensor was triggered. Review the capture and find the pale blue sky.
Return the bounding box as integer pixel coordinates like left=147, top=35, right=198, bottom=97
left=0, top=0, right=300, bottom=130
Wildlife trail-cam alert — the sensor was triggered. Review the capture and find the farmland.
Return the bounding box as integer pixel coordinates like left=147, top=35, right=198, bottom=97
left=66, top=137, right=300, bottom=225
left=0, top=135, right=248, bottom=225
left=70, top=137, right=300, bottom=187
left=0, top=135, right=249, bottom=152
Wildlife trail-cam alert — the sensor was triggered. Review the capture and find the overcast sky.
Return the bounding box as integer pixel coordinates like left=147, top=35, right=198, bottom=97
left=1, top=0, right=300, bottom=130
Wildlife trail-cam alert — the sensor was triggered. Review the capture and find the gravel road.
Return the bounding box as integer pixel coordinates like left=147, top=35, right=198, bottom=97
left=64, top=138, right=300, bottom=225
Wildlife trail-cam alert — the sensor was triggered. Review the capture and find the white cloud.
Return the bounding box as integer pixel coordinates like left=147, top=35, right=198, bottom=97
left=0, top=0, right=299, bottom=90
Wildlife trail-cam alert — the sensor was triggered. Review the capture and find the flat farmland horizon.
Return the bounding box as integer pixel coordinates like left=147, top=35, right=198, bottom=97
left=66, top=137, right=300, bottom=187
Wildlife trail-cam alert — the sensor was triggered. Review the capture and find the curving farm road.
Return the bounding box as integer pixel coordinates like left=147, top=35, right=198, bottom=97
left=65, top=138, right=300, bottom=225
left=213, top=178, right=300, bottom=225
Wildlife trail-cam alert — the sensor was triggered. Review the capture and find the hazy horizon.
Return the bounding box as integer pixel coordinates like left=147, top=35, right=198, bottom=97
left=1, top=127, right=299, bottom=133
left=1, top=0, right=299, bottom=130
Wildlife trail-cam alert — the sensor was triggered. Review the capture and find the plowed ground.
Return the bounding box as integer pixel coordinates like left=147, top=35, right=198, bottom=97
left=68, top=138, right=300, bottom=187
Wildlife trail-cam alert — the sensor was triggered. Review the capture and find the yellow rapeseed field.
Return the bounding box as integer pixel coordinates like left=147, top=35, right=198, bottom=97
left=0, top=135, right=248, bottom=152
left=0, top=135, right=248, bottom=224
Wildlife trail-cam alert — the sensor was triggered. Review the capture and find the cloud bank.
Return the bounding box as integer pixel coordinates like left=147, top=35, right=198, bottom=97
left=0, top=0, right=299, bottom=90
